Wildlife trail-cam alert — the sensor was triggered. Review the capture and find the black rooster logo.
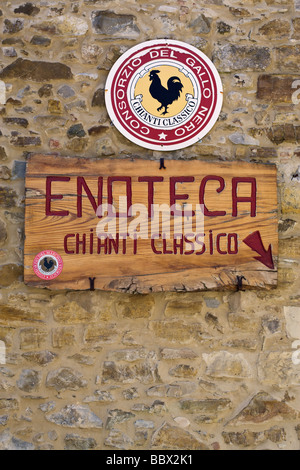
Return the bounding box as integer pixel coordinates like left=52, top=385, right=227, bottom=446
left=40, top=257, right=56, bottom=272
left=149, top=70, right=184, bottom=115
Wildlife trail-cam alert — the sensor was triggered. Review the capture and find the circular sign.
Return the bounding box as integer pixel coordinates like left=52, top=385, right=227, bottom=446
left=33, top=250, right=63, bottom=280
left=105, top=39, right=223, bottom=151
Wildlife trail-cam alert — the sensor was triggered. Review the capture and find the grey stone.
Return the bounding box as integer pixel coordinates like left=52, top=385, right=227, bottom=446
left=107, top=349, right=148, bottom=362
left=65, top=100, right=86, bottom=111
left=17, top=369, right=41, bottom=392
left=46, top=404, right=103, bottom=429
left=104, top=429, right=133, bottom=450
left=67, top=124, right=86, bottom=139
left=22, top=351, right=57, bottom=366
left=213, top=44, right=271, bottom=72
left=84, top=390, right=114, bottom=403
left=12, top=161, right=27, bottom=180
left=189, top=14, right=211, bottom=33
left=0, top=415, right=8, bottom=426
left=2, top=47, right=17, bottom=57
left=4, top=19, right=24, bottom=34
left=57, top=85, right=75, bottom=99
left=106, top=409, right=135, bottom=429
left=204, top=298, right=221, bottom=308
left=134, top=419, right=154, bottom=429
left=123, top=387, right=139, bottom=400
left=229, top=132, right=259, bottom=146
left=39, top=401, right=56, bottom=413
left=0, top=431, right=34, bottom=450
left=92, top=11, right=140, bottom=38
left=46, top=368, right=87, bottom=391
left=30, top=36, right=51, bottom=47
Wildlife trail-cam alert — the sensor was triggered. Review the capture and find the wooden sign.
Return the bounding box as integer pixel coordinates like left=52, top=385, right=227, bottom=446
left=24, top=154, right=278, bottom=293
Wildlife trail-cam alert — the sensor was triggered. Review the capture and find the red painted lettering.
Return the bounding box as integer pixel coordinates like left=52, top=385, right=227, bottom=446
left=199, top=176, right=226, bottom=217
left=107, top=177, right=132, bottom=216
left=232, top=177, right=257, bottom=217
left=46, top=176, right=70, bottom=217
left=77, top=177, right=103, bottom=218
left=64, top=233, right=75, bottom=254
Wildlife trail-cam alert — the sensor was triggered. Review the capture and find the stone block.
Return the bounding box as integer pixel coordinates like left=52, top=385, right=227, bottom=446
left=203, top=351, right=252, bottom=379
left=227, top=392, right=299, bottom=425
left=164, top=300, right=202, bottom=317
left=46, top=405, right=103, bottom=429
left=257, top=75, right=297, bottom=103
left=91, top=11, right=140, bottom=38
left=151, top=423, right=209, bottom=450
left=258, top=19, right=291, bottom=38
left=275, top=46, right=300, bottom=72
left=46, top=368, right=87, bottom=391
left=20, top=328, right=47, bottom=350
left=17, top=369, right=41, bottom=392
left=116, top=295, right=154, bottom=319
left=54, top=301, right=92, bottom=324
left=213, top=45, right=271, bottom=72
left=0, top=59, right=73, bottom=82
left=102, top=361, right=160, bottom=385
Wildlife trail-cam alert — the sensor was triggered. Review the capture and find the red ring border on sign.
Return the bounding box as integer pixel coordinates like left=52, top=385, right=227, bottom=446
left=33, top=250, right=63, bottom=281
left=105, top=39, right=223, bottom=151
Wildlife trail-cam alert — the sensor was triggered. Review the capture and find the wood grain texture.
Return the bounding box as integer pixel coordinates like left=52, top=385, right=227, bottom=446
left=24, top=154, right=278, bottom=293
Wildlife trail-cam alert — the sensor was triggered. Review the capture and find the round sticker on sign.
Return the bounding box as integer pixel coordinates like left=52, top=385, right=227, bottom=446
left=33, top=251, right=63, bottom=280
left=105, top=39, right=223, bottom=151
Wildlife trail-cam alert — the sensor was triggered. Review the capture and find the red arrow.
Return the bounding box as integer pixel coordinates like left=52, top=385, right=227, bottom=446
left=243, top=231, right=274, bottom=270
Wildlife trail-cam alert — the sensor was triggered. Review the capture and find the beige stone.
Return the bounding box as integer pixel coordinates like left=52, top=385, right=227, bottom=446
left=52, top=327, right=76, bottom=348
left=258, top=352, right=300, bottom=386
left=228, top=392, right=300, bottom=425
left=203, top=351, right=252, bottom=379
left=53, top=302, right=92, bottom=324
left=116, top=295, right=154, bottom=319
left=151, top=422, right=209, bottom=450
left=84, top=324, right=118, bottom=345
left=150, top=320, right=202, bottom=343
left=284, top=306, right=300, bottom=339
left=164, top=300, right=202, bottom=317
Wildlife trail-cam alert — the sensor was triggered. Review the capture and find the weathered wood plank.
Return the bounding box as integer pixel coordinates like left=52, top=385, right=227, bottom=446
left=24, top=154, right=278, bottom=292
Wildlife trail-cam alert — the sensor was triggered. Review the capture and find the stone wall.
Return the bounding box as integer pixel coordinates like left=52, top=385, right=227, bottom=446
left=0, top=0, right=300, bottom=451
